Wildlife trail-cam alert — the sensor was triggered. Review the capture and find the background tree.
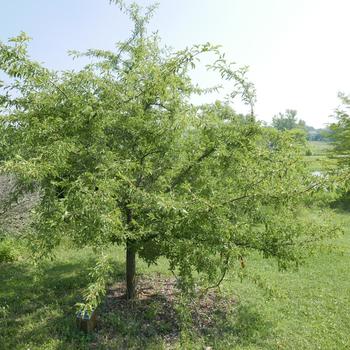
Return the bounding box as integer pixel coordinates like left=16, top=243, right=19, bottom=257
left=0, top=2, right=337, bottom=309
left=272, top=109, right=298, bottom=131
left=272, top=109, right=329, bottom=141
left=330, top=92, right=350, bottom=160
left=328, top=92, right=350, bottom=206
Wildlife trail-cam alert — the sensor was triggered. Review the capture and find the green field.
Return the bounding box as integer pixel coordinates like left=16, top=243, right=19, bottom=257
left=1, top=206, right=350, bottom=349
left=1, top=142, right=349, bottom=349
left=1, top=0, right=349, bottom=347
left=305, top=141, right=338, bottom=172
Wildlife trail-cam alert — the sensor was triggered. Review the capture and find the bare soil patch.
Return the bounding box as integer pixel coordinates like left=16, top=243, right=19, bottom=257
left=94, top=276, right=236, bottom=348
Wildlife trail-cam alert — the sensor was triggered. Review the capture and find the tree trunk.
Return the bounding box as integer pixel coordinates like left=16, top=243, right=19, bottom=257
left=126, top=239, right=136, bottom=300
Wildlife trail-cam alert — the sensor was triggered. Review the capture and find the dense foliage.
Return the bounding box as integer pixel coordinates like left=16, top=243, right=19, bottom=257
left=272, top=109, right=327, bottom=141
left=272, top=109, right=299, bottom=131
left=330, top=92, right=350, bottom=161
left=0, top=2, right=338, bottom=307
left=328, top=92, right=350, bottom=205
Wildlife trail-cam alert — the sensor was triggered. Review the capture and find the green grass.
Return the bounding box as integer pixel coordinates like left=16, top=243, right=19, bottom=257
left=307, top=141, right=333, bottom=156
left=304, top=141, right=338, bottom=173
left=1, top=207, right=350, bottom=349
left=218, top=210, right=350, bottom=349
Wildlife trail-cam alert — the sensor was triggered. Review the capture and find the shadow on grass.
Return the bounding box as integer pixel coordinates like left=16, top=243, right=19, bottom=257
left=0, top=261, right=273, bottom=350
left=193, top=302, right=272, bottom=348
left=0, top=257, right=124, bottom=350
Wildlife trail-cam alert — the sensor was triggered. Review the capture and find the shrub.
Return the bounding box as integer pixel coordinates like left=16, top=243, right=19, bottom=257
left=0, top=237, right=17, bottom=263
left=305, top=149, right=312, bottom=156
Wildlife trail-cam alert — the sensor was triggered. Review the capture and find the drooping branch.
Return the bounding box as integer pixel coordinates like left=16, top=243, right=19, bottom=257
left=200, top=253, right=230, bottom=295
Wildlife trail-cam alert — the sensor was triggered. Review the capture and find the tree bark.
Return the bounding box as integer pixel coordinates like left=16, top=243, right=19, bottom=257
left=126, top=239, right=136, bottom=300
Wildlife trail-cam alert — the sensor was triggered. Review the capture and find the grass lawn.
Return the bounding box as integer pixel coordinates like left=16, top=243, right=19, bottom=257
left=308, top=141, right=333, bottom=156
left=1, top=207, right=349, bottom=349
left=305, top=141, right=338, bottom=173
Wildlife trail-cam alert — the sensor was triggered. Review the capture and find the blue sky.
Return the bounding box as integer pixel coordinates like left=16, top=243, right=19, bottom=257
left=1, top=0, right=349, bottom=127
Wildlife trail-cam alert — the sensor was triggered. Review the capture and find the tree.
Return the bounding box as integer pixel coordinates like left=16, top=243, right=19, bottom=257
left=272, top=109, right=298, bottom=131
left=328, top=92, right=350, bottom=205
left=0, top=2, right=337, bottom=308
left=330, top=92, right=350, bottom=160
left=272, top=110, right=328, bottom=142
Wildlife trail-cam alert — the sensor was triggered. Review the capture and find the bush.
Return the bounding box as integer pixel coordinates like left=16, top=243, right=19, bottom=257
left=331, top=191, right=350, bottom=211
left=0, top=237, right=17, bottom=263
left=305, top=149, right=312, bottom=156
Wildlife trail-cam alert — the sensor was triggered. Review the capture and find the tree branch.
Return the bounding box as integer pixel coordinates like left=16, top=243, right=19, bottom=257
left=166, top=146, right=216, bottom=192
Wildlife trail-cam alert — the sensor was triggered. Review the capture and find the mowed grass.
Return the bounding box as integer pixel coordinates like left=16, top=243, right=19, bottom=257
left=305, top=141, right=338, bottom=172
left=1, top=207, right=350, bottom=349
left=219, top=209, right=350, bottom=350
left=308, top=141, right=333, bottom=156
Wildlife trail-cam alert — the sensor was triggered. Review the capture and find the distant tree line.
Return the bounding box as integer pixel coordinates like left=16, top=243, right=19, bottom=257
left=271, top=109, right=329, bottom=141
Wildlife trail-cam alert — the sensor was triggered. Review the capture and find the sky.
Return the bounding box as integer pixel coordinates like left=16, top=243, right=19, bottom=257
left=1, top=0, right=349, bottom=128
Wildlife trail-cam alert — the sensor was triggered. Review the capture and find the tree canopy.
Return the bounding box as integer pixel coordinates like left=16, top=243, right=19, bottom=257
left=0, top=2, right=338, bottom=308
left=272, top=109, right=298, bottom=131
left=328, top=92, right=350, bottom=203
left=272, top=109, right=328, bottom=141
left=330, top=92, right=350, bottom=161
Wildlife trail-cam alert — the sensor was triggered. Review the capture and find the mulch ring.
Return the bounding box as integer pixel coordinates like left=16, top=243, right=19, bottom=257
left=97, top=275, right=236, bottom=344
